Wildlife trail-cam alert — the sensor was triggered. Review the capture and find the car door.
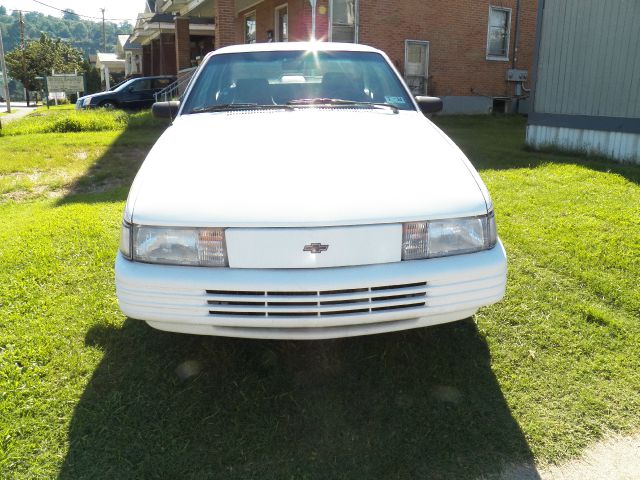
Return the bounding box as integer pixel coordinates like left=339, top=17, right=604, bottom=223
left=149, top=78, right=174, bottom=106
left=122, top=78, right=153, bottom=109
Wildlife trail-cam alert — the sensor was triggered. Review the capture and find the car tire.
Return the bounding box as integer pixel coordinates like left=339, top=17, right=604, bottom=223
left=100, top=100, right=117, bottom=109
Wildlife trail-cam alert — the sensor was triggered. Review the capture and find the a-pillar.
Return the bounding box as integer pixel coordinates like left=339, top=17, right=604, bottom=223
left=215, top=0, right=236, bottom=49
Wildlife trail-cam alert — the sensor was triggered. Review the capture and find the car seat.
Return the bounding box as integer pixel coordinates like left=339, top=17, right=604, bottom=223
left=320, top=72, right=366, bottom=101
left=233, top=78, right=274, bottom=105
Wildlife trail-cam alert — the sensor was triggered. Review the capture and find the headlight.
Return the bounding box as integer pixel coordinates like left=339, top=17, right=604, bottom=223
left=82, top=97, right=92, bottom=106
left=402, top=212, right=497, bottom=260
left=127, top=225, right=228, bottom=267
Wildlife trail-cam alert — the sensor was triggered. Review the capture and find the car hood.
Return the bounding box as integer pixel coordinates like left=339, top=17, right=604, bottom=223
left=82, top=91, right=114, bottom=101
left=126, top=109, right=489, bottom=227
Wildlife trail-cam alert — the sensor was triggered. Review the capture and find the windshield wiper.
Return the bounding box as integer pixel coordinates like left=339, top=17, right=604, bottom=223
left=188, top=103, right=294, bottom=114
left=287, top=98, right=399, bottom=113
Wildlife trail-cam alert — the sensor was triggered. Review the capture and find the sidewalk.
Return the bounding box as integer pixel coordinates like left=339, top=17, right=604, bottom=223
left=0, top=106, right=37, bottom=126
left=540, top=434, right=640, bottom=480
left=494, top=433, right=640, bottom=480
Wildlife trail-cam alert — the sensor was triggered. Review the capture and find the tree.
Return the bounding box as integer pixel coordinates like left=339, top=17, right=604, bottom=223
left=70, top=22, right=87, bottom=39
left=5, top=33, right=84, bottom=105
left=62, top=9, right=80, bottom=21
left=82, top=59, right=101, bottom=94
left=0, top=6, right=6, bottom=16
left=55, top=22, right=71, bottom=39
left=0, top=9, right=133, bottom=56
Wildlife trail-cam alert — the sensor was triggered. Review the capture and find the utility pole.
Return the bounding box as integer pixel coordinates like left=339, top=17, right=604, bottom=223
left=19, top=10, right=28, bottom=105
left=0, top=24, right=11, bottom=113
left=100, top=8, right=106, bottom=52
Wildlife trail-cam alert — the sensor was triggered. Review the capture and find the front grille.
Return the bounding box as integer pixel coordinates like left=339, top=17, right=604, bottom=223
left=206, top=282, right=427, bottom=318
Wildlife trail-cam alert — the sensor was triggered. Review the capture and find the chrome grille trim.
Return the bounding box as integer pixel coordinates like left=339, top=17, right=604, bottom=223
left=206, top=282, right=427, bottom=318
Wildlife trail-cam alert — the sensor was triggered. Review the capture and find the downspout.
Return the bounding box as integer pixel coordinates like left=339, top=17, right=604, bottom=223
left=512, top=0, right=521, bottom=70
left=512, top=0, right=522, bottom=112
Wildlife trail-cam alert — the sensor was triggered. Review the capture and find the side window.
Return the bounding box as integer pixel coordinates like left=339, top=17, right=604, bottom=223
left=130, top=79, right=151, bottom=92
left=153, top=78, right=173, bottom=90
left=486, top=6, right=511, bottom=60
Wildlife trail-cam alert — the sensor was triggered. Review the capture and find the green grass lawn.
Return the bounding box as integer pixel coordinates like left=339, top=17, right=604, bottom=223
left=0, top=112, right=639, bottom=479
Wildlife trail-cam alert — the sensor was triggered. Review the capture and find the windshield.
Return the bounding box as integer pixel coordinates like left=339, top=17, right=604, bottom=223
left=182, top=50, right=415, bottom=113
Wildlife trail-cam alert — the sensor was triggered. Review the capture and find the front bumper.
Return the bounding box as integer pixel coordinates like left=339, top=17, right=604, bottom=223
left=115, top=240, right=507, bottom=340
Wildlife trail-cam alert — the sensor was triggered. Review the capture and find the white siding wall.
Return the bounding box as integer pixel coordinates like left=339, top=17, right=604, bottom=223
left=527, top=126, right=640, bottom=164
left=534, top=0, right=640, bottom=118
left=528, top=0, right=640, bottom=163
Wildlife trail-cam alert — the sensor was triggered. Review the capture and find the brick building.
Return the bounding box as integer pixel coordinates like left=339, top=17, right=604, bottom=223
left=129, top=1, right=215, bottom=80
left=134, top=0, right=537, bottom=113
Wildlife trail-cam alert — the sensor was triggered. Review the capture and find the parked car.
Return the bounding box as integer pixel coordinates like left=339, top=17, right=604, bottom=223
left=76, top=75, right=176, bottom=110
left=115, top=42, right=507, bottom=340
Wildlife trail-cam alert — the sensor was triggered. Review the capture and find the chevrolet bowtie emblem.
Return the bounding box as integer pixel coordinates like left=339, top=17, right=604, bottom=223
left=303, top=243, right=329, bottom=254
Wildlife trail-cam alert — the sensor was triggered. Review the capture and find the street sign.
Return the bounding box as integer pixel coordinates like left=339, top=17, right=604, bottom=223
left=46, top=75, right=84, bottom=93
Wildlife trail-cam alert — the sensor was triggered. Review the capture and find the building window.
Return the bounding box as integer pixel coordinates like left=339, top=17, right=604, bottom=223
left=245, top=11, right=256, bottom=44
left=330, top=0, right=358, bottom=43
left=275, top=4, right=288, bottom=42
left=486, top=6, right=511, bottom=60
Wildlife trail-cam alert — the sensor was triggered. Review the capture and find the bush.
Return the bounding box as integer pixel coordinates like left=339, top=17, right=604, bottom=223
left=1, top=109, right=133, bottom=136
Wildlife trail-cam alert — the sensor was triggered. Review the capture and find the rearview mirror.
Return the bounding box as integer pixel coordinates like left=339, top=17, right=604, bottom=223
left=415, top=96, right=443, bottom=115
left=152, top=101, right=180, bottom=119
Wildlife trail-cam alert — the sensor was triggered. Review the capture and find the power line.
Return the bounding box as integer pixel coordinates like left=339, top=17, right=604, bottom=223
left=29, top=0, right=138, bottom=22
left=3, top=8, right=45, bottom=15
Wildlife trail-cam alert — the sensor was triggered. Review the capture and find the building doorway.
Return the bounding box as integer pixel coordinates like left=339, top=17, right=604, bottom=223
left=405, top=40, right=430, bottom=96
left=275, top=4, right=288, bottom=42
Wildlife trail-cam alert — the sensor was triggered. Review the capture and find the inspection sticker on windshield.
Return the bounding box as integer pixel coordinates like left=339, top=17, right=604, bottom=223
left=385, top=96, right=406, bottom=105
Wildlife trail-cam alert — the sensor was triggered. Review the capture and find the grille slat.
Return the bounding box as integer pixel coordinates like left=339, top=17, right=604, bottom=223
left=207, top=282, right=428, bottom=319
left=208, top=297, right=426, bottom=314
left=205, top=284, right=428, bottom=304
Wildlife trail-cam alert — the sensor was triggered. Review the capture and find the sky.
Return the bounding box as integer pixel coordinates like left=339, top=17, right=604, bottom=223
left=4, top=0, right=144, bottom=23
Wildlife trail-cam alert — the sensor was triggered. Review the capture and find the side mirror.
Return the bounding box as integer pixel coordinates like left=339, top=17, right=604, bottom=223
left=415, top=96, right=443, bottom=115
left=152, top=101, right=180, bottom=119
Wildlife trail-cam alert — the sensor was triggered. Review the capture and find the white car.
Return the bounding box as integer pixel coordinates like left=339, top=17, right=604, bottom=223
left=115, top=42, right=507, bottom=340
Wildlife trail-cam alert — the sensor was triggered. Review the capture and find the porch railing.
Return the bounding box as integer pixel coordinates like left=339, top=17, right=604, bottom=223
left=154, top=67, right=197, bottom=103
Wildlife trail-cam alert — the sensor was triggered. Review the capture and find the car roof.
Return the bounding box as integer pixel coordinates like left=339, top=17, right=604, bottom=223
left=133, top=75, right=176, bottom=79
left=210, top=42, right=383, bottom=56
